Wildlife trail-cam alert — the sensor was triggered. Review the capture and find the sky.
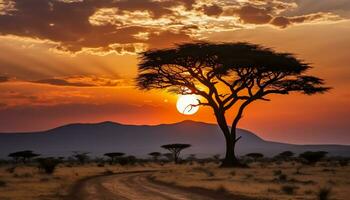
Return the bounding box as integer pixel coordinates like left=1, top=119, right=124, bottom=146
left=0, top=0, right=349, bottom=144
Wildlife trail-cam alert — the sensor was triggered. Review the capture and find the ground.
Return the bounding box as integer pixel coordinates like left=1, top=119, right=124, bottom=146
left=0, top=161, right=349, bottom=200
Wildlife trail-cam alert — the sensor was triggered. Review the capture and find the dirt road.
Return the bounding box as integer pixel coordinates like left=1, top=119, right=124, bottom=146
left=67, top=171, right=261, bottom=200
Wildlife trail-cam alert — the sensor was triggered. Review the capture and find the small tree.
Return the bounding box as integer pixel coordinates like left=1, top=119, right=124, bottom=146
left=161, top=144, right=191, bottom=164
left=279, top=151, right=294, bottom=158
left=299, top=151, right=328, bottom=165
left=8, top=150, right=40, bottom=163
left=246, top=153, right=264, bottom=161
left=72, top=152, right=90, bottom=165
left=37, top=157, right=61, bottom=174
left=163, top=153, right=174, bottom=162
left=104, top=152, right=125, bottom=164
left=148, top=152, right=162, bottom=162
left=275, top=151, right=295, bottom=161
left=137, top=42, right=330, bottom=167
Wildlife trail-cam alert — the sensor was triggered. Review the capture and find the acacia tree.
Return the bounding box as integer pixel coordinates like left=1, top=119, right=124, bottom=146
left=8, top=150, right=40, bottom=163
left=104, top=152, right=125, bottom=164
left=137, top=42, right=330, bottom=167
left=161, top=144, right=191, bottom=164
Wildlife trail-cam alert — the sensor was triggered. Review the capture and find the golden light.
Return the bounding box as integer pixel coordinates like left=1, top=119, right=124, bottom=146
left=176, top=95, right=199, bottom=115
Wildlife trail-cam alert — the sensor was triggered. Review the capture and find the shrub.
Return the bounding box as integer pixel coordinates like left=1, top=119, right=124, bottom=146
left=273, top=170, right=282, bottom=176
left=299, top=151, right=328, bottom=165
left=37, top=158, right=61, bottom=174
left=338, top=159, right=349, bottom=167
left=281, top=185, right=298, bottom=195
left=318, top=187, right=332, bottom=200
left=245, top=153, right=264, bottom=160
left=6, top=166, right=16, bottom=174
left=278, top=174, right=288, bottom=182
left=0, top=180, right=6, bottom=187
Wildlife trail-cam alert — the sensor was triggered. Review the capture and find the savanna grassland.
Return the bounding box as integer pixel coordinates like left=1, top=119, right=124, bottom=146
left=0, top=160, right=349, bottom=200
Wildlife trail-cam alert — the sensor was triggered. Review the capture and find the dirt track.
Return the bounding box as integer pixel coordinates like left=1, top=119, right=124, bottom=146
left=67, top=171, right=262, bottom=200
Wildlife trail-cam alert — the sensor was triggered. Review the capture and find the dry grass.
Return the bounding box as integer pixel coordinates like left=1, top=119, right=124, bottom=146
left=0, top=161, right=349, bottom=200
left=151, top=162, right=350, bottom=200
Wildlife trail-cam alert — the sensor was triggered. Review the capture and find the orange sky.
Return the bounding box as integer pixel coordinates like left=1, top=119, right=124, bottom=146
left=0, top=0, right=349, bottom=144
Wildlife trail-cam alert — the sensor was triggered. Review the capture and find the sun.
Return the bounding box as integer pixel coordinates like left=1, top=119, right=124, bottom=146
left=176, top=95, right=199, bottom=115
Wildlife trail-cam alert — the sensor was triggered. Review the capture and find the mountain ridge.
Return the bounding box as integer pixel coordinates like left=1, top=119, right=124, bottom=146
left=0, top=120, right=348, bottom=158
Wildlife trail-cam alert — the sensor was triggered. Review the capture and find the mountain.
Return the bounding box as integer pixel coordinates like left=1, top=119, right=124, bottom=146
left=0, top=120, right=349, bottom=158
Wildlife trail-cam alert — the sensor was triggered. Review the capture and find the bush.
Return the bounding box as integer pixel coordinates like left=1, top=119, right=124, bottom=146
left=318, top=187, right=332, bottom=200
left=245, top=153, right=264, bottom=160
left=338, top=159, right=349, bottom=166
left=278, top=174, right=288, bottom=182
left=273, top=170, right=282, bottom=176
left=299, top=151, right=328, bottom=165
left=281, top=185, right=298, bottom=195
left=0, top=180, right=7, bottom=187
left=6, top=166, right=16, bottom=174
left=37, top=158, right=61, bottom=174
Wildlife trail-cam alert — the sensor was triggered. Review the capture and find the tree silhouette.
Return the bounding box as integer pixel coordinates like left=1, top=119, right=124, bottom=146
left=137, top=42, right=330, bottom=167
left=72, top=152, right=89, bottom=165
left=161, top=144, right=191, bottom=164
left=148, top=152, right=161, bottom=162
left=246, top=153, right=264, bottom=161
left=37, top=157, right=61, bottom=174
left=8, top=150, right=40, bottom=163
left=299, top=151, right=328, bottom=165
left=104, top=152, right=125, bottom=164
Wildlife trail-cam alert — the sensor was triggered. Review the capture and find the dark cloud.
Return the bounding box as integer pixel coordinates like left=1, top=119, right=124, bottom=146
left=271, top=12, right=341, bottom=28
left=0, top=0, right=194, bottom=52
left=33, top=75, right=128, bottom=87
left=34, top=78, right=94, bottom=87
left=270, top=16, right=291, bottom=28
left=234, top=5, right=273, bottom=24
left=0, top=0, right=345, bottom=53
left=202, top=4, right=223, bottom=16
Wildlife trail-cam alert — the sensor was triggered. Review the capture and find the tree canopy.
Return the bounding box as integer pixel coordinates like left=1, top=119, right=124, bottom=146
left=161, top=144, right=191, bottom=164
left=137, top=42, right=329, bottom=114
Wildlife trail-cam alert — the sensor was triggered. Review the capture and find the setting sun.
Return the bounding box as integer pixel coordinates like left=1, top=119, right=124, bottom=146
left=176, top=95, right=199, bottom=115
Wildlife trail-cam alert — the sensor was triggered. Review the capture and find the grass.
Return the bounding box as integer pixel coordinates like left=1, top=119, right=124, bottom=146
left=0, top=161, right=349, bottom=200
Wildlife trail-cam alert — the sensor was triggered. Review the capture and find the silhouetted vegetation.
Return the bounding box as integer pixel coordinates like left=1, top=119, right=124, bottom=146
left=149, top=152, right=161, bottom=162
left=161, top=144, right=191, bottom=164
left=299, top=151, right=328, bottom=165
left=8, top=150, right=40, bottom=163
left=72, top=152, right=90, bottom=165
left=37, top=157, right=61, bottom=174
left=317, top=186, right=332, bottom=200
left=281, top=185, right=298, bottom=195
left=104, top=152, right=125, bottom=164
left=275, top=151, right=294, bottom=161
left=246, top=153, right=264, bottom=161
left=137, top=42, right=330, bottom=167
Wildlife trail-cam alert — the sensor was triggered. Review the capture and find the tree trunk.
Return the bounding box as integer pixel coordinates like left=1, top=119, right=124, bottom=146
left=215, top=114, right=241, bottom=167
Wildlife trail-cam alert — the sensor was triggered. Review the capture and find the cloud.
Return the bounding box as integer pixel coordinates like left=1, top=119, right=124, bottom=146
left=201, top=4, right=223, bottom=16
left=0, top=0, right=346, bottom=55
left=271, top=12, right=342, bottom=28
left=0, top=0, right=16, bottom=15
left=234, top=5, right=273, bottom=24
left=33, top=75, right=130, bottom=87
